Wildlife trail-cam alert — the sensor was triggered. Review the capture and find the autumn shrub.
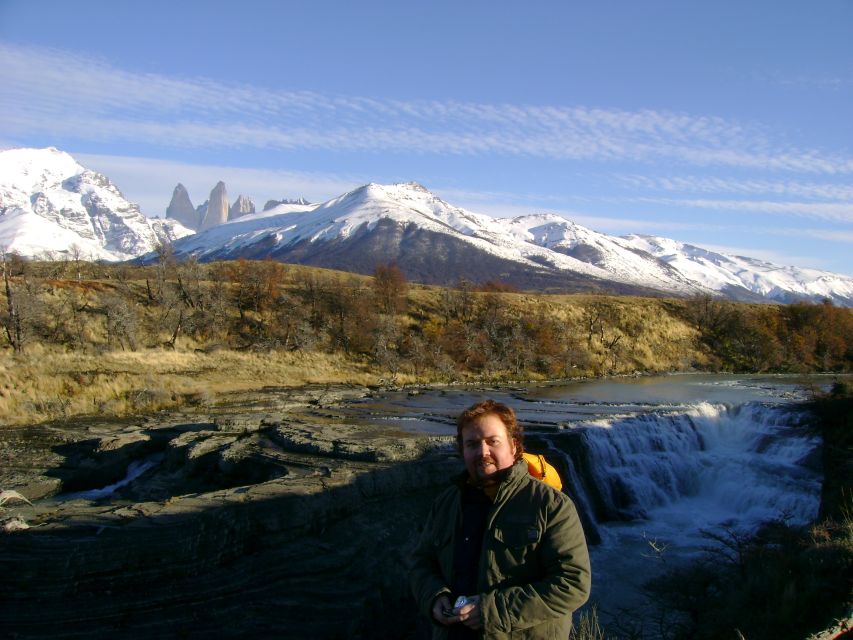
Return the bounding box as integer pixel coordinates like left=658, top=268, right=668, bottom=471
left=684, top=296, right=853, bottom=373
left=645, top=513, right=853, bottom=640
left=570, top=606, right=608, bottom=640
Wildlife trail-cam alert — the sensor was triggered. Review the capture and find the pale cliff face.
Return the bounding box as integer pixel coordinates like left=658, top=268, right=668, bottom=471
left=228, top=194, right=256, bottom=221
left=199, top=181, right=229, bottom=231
left=166, top=183, right=199, bottom=229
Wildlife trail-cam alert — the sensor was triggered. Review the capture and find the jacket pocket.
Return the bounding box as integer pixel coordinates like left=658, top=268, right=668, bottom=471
left=493, top=523, right=541, bottom=547
left=491, top=524, right=541, bottom=580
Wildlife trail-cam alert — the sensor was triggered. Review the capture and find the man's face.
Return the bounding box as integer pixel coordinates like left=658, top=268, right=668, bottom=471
left=461, top=413, right=518, bottom=483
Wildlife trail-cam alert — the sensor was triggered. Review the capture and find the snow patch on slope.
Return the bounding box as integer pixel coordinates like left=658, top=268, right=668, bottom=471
left=505, top=214, right=701, bottom=294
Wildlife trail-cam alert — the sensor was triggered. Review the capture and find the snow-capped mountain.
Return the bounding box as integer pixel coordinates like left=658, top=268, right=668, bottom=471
left=160, top=181, right=853, bottom=305
left=162, top=182, right=663, bottom=296
left=621, top=235, right=853, bottom=305
left=0, top=147, right=191, bottom=261
left=3, top=148, right=850, bottom=305
left=504, top=214, right=701, bottom=295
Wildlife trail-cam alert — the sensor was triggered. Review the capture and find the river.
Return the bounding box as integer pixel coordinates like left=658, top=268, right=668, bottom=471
left=338, top=373, right=835, bottom=633
left=5, top=372, right=839, bottom=638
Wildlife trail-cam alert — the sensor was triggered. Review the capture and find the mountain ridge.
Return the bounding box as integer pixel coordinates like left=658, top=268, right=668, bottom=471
left=162, top=180, right=853, bottom=305
left=2, top=147, right=851, bottom=306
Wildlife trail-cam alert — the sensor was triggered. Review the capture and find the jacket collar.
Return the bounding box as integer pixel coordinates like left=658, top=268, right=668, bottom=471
left=453, top=459, right=528, bottom=498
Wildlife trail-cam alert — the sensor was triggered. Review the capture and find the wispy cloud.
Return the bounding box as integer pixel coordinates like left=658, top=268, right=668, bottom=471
left=617, top=174, right=853, bottom=200
left=769, top=227, right=853, bottom=244
left=635, top=197, right=853, bottom=223
left=763, top=70, right=853, bottom=91
left=692, top=242, right=824, bottom=268
left=3, top=42, right=853, bottom=174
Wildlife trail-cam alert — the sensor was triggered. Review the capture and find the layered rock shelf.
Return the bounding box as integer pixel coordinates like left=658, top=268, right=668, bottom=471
left=0, top=386, right=459, bottom=639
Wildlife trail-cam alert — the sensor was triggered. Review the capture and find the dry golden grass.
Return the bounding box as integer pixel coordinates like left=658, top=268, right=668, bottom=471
left=0, top=345, right=384, bottom=426
left=431, top=290, right=705, bottom=375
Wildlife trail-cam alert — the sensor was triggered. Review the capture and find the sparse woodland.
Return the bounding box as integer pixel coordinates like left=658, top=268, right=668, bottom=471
left=0, top=250, right=851, bottom=425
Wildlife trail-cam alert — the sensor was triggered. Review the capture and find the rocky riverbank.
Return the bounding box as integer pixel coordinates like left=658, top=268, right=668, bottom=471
left=0, top=386, right=460, bottom=639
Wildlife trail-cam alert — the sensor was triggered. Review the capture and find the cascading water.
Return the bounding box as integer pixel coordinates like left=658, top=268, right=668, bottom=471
left=59, top=455, right=163, bottom=501
left=348, top=373, right=835, bottom=634
left=358, top=375, right=825, bottom=542
left=557, top=401, right=822, bottom=540
left=520, top=393, right=825, bottom=634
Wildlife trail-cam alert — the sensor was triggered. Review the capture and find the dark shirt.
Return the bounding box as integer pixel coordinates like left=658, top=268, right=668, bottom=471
left=448, top=483, right=492, bottom=640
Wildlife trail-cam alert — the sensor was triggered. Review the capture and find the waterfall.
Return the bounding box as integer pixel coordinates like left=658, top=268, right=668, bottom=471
left=549, top=401, right=822, bottom=536
left=536, top=438, right=604, bottom=543
left=60, top=455, right=162, bottom=501
left=362, top=375, right=830, bottom=630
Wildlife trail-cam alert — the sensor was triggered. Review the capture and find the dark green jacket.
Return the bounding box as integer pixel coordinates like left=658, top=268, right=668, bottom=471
left=411, top=460, right=592, bottom=639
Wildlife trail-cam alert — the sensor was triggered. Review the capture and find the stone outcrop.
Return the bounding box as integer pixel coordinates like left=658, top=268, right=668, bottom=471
left=0, top=387, right=458, bottom=638
left=165, top=183, right=199, bottom=230
left=228, top=195, right=255, bottom=220
left=262, top=197, right=311, bottom=211
left=199, top=181, right=229, bottom=231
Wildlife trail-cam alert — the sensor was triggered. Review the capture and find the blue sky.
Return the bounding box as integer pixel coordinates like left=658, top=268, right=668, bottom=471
left=1, top=0, right=852, bottom=275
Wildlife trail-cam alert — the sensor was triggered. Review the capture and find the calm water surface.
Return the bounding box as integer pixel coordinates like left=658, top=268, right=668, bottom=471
left=342, top=373, right=828, bottom=433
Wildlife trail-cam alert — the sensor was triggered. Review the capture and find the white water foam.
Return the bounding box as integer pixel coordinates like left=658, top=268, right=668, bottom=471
left=570, top=400, right=823, bottom=630
left=61, top=457, right=160, bottom=501
left=572, top=401, right=821, bottom=545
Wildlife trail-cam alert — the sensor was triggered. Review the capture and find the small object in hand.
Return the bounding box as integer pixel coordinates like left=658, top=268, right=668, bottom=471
left=454, top=595, right=471, bottom=609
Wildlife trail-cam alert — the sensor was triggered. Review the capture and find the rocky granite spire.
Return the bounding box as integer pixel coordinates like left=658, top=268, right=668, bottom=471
left=262, top=197, right=312, bottom=211
left=229, top=194, right=255, bottom=221
left=165, top=183, right=199, bottom=230
left=199, top=181, right=229, bottom=231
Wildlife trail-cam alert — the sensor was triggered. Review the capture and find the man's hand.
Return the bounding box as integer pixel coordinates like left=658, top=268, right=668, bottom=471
left=457, top=595, right=483, bottom=630
left=431, top=594, right=459, bottom=626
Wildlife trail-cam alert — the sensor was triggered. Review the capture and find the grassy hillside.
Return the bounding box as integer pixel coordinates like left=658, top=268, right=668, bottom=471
left=0, top=256, right=850, bottom=425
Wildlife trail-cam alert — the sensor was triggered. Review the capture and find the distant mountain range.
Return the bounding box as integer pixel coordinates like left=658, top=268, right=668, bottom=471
left=2, top=147, right=852, bottom=306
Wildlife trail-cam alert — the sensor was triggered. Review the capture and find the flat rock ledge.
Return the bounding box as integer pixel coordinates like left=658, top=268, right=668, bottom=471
left=0, top=392, right=460, bottom=639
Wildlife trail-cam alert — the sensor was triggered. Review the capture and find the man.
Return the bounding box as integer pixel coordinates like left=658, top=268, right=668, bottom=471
left=411, top=399, right=591, bottom=639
